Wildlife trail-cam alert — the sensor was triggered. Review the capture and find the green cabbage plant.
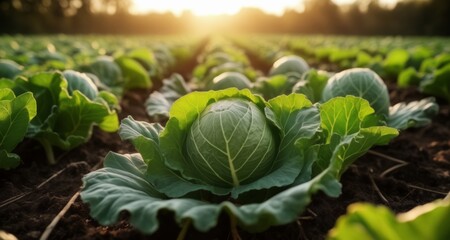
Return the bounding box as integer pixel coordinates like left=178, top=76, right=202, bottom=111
left=269, top=55, right=310, bottom=77
left=254, top=55, right=311, bottom=99
left=321, top=68, right=439, bottom=130
left=210, top=71, right=253, bottom=90
left=0, top=59, right=23, bottom=79
left=1, top=71, right=119, bottom=164
left=81, top=88, right=398, bottom=238
left=328, top=195, right=450, bottom=240
left=419, top=64, right=450, bottom=103
left=0, top=88, right=36, bottom=169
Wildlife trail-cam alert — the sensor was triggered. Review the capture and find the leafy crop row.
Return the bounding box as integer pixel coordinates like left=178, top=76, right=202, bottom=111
left=1, top=35, right=448, bottom=239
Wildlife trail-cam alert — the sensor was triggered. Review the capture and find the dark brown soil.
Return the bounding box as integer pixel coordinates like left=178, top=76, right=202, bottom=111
left=1, top=43, right=449, bottom=240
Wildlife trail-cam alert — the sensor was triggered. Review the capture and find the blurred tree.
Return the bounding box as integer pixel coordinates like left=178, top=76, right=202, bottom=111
left=0, top=0, right=449, bottom=35
left=303, top=0, right=342, bottom=34
left=428, top=0, right=450, bottom=35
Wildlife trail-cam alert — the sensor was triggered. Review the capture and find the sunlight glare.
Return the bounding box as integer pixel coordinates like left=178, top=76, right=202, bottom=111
left=131, top=0, right=303, bottom=16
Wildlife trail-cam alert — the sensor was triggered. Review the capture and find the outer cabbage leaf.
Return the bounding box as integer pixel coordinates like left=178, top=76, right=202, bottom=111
left=383, top=48, right=410, bottom=76
left=145, top=74, right=191, bottom=121
left=419, top=64, right=450, bottom=103
left=63, top=70, right=99, bottom=100
left=328, top=198, right=450, bottom=240
left=115, top=56, right=152, bottom=90
left=0, top=89, right=36, bottom=169
left=388, top=97, right=439, bottom=130
left=30, top=90, right=119, bottom=149
left=145, top=91, right=172, bottom=121
left=126, top=48, right=158, bottom=71
left=313, top=96, right=398, bottom=178
left=119, top=116, right=163, bottom=165
left=293, top=69, right=331, bottom=102
left=253, top=74, right=301, bottom=100
left=0, top=59, right=23, bottom=79
left=81, top=151, right=340, bottom=234
left=81, top=56, right=123, bottom=96
left=397, top=67, right=421, bottom=87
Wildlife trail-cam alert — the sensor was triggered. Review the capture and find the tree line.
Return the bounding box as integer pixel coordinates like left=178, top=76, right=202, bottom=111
left=0, top=0, right=449, bottom=35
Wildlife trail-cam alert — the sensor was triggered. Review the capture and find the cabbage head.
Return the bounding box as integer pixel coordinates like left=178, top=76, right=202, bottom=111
left=321, top=68, right=438, bottom=130
left=269, top=55, right=310, bottom=77
left=211, top=72, right=252, bottom=90
left=185, top=98, right=275, bottom=187
left=81, top=88, right=398, bottom=237
left=322, top=68, right=390, bottom=117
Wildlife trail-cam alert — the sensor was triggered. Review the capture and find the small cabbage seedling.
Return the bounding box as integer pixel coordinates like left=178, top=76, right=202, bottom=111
left=82, top=88, right=398, bottom=238
left=321, top=68, right=439, bottom=130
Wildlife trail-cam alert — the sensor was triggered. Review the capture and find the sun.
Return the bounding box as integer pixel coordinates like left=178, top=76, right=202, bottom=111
left=130, top=0, right=303, bottom=16
left=131, top=0, right=399, bottom=16
left=131, top=0, right=241, bottom=16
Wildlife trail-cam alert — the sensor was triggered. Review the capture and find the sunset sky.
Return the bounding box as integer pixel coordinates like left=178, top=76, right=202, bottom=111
left=131, top=0, right=398, bottom=16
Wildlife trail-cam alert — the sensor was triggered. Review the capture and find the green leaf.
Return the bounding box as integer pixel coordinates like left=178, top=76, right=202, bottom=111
left=0, top=89, right=36, bottom=170
left=6, top=72, right=118, bottom=164
left=82, top=56, right=123, bottom=95
left=317, top=126, right=398, bottom=178
left=126, top=48, right=157, bottom=71
left=81, top=151, right=341, bottom=234
left=388, top=97, right=439, bottom=130
left=119, top=116, right=163, bottom=165
left=265, top=94, right=319, bottom=184
left=383, top=48, right=410, bottom=76
left=145, top=74, right=191, bottom=121
left=253, top=74, right=299, bottom=100
left=115, top=56, right=152, bottom=90
left=145, top=91, right=171, bottom=121
left=80, top=152, right=167, bottom=233
left=0, top=150, right=21, bottom=170
left=328, top=199, right=450, bottom=240
left=12, top=73, right=67, bottom=131
left=397, top=67, right=421, bottom=88
left=63, top=70, right=99, bottom=100
left=292, top=69, right=330, bottom=102
left=316, top=96, right=398, bottom=177
left=0, top=59, right=23, bottom=79
left=97, top=90, right=120, bottom=111
left=419, top=64, right=450, bottom=103
left=36, top=90, right=119, bottom=149
left=320, top=96, right=380, bottom=142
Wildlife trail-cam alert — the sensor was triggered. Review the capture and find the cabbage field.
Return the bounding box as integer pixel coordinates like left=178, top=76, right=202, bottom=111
left=1, top=35, right=449, bottom=240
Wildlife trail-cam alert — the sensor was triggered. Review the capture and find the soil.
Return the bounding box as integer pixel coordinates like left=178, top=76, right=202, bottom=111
left=1, top=40, right=449, bottom=240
